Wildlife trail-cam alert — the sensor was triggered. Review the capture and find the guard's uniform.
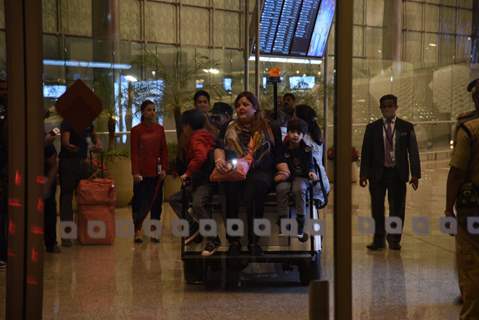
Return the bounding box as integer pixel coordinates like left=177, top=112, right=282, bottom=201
left=451, top=109, right=479, bottom=320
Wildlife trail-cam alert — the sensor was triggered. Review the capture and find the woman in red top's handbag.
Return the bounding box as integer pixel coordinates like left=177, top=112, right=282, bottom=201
left=130, top=100, right=168, bottom=243
left=213, top=91, right=282, bottom=256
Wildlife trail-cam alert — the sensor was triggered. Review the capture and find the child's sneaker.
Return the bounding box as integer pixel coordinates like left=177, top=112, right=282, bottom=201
left=298, top=232, right=309, bottom=243
left=297, top=216, right=308, bottom=243
left=201, top=240, right=219, bottom=257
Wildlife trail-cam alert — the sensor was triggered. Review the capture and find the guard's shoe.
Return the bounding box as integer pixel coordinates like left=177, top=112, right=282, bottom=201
left=367, top=241, right=385, bottom=251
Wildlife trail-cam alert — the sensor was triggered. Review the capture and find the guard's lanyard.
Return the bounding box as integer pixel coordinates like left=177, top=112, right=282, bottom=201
left=383, top=122, right=396, bottom=147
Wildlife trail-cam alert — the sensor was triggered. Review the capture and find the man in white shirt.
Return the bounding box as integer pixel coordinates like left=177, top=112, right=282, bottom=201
left=359, top=94, right=421, bottom=251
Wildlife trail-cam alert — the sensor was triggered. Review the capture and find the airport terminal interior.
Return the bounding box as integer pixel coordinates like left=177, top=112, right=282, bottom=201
left=0, top=0, right=478, bottom=319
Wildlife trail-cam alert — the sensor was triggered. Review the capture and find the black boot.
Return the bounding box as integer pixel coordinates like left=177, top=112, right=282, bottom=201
left=367, top=236, right=385, bottom=251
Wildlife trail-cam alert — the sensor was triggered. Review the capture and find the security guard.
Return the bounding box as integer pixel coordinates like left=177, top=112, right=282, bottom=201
left=445, top=78, right=479, bottom=319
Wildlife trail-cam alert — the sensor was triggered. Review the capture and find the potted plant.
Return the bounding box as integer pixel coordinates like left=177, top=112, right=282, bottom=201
left=102, top=148, right=131, bottom=207
left=326, top=146, right=360, bottom=183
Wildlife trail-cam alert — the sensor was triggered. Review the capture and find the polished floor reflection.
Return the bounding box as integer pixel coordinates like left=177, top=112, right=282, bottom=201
left=0, top=160, right=462, bottom=319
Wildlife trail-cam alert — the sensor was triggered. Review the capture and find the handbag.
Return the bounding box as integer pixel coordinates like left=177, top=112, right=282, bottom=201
left=209, top=158, right=250, bottom=182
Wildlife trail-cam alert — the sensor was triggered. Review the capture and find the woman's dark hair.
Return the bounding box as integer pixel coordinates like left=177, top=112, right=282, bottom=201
left=234, top=91, right=260, bottom=111
left=294, top=104, right=322, bottom=145
left=139, top=99, right=155, bottom=122
left=234, top=91, right=274, bottom=143
left=193, top=90, right=210, bottom=103
left=181, top=109, right=206, bottom=131
left=283, top=93, right=296, bottom=101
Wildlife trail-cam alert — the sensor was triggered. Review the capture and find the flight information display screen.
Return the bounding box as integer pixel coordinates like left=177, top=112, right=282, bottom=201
left=308, top=0, right=336, bottom=57
left=259, top=0, right=283, bottom=54
left=272, top=0, right=303, bottom=55
left=258, top=0, right=335, bottom=58
left=289, top=0, right=321, bottom=56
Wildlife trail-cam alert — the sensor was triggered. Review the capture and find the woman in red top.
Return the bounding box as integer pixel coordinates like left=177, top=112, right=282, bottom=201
left=130, top=100, right=168, bottom=243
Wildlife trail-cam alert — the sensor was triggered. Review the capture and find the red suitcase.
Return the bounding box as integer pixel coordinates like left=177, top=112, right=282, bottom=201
left=76, top=154, right=116, bottom=245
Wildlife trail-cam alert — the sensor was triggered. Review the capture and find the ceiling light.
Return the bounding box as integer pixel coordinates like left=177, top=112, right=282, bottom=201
left=203, top=68, right=220, bottom=74
left=124, top=75, right=138, bottom=82
left=43, top=59, right=132, bottom=70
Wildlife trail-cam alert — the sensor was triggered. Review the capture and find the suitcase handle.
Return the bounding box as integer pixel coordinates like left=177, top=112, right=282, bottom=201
left=89, top=151, right=105, bottom=179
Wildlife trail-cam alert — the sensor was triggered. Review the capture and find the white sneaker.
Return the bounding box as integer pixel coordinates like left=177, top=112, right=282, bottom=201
left=201, top=241, right=219, bottom=257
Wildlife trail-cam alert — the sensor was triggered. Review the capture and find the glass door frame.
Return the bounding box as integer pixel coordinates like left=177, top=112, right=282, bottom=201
left=5, top=0, right=44, bottom=318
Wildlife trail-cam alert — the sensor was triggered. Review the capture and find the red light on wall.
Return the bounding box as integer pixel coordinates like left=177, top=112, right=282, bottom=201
left=31, top=248, right=39, bottom=263
left=36, top=176, right=46, bottom=185
left=8, top=199, right=22, bottom=208
left=26, top=275, right=38, bottom=286
left=8, top=218, right=15, bottom=235
left=15, top=170, right=22, bottom=186
left=36, top=198, right=44, bottom=212
left=31, top=226, right=43, bottom=235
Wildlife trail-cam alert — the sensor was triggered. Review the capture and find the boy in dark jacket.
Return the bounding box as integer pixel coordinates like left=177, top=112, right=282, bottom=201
left=275, top=118, right=318, bottom=242
left=169, top=109, right=219, bottom=256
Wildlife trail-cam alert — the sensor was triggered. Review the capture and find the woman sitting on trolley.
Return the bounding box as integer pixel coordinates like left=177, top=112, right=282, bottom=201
left=213, top=91, right=281, bottom=256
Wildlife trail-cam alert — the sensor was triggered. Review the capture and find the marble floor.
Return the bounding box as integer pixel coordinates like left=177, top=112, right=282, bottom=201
left=0, top=160, right=462, bottom=319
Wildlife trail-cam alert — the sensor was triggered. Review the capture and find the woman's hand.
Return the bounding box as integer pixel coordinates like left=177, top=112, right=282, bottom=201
left=215, top=158, right=230, bottom=174
left=159, top=170, right=167, bottom=181
left=308, top=172, right=318, bottom=182
left=133, top=174, right=143, bottom=183
left=180, top=174, right=191, bottom=185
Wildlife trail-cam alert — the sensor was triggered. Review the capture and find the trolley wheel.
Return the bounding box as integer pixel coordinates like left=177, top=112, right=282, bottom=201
left=183, top=259, right=205, bottom=284
left=205, top=262, right=223, bottom=289
left=298, top=252, right=321, bottom=285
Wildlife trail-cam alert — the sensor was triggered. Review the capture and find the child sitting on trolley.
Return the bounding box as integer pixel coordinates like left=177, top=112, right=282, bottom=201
left=168, top=109, right=219, bottom=256
left=275, top=118, right=318, bottom=242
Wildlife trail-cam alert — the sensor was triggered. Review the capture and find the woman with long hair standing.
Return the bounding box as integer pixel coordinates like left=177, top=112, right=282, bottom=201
left=214, top=91, right=281, bottom=256
left=293, top=104, right=330, bottom=205
left=130, top=100, right=168, bottom=243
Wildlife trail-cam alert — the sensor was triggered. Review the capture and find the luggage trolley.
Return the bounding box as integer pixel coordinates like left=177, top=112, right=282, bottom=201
left=181, top=68, right=327, bottom=286
left=180, top=180, right=325, bottom=287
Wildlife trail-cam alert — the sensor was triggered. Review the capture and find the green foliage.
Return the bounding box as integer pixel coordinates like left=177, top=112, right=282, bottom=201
left=103, top=147, right=129, bottom=162
left=130, top=49, right=225, bottom=118
left=166, top=142, right=178, bottom=174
